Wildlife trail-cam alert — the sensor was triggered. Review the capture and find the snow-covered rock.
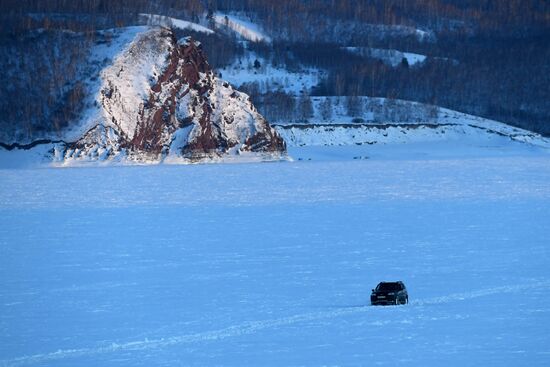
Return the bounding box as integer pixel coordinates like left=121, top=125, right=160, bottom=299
left=97, top=27, right=284, bottom=162
left=3, top=26, right=286, bottom=165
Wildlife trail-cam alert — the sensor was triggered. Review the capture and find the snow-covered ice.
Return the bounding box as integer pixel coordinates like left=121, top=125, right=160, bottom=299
left=1, top=148, right=550, bottom=366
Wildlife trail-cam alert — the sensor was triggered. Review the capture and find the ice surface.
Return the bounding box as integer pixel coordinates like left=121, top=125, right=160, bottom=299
left=1, top=150, right=550, bottom=366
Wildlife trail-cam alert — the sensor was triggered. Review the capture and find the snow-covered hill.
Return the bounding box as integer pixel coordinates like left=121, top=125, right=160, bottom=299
left=275, top=120, right=550, bottom=150
left=272, top=97, right=550, bottom=152
left=0, top=26, right=286, bottom=165
left=218, top=53, right=321, bottom=94
left=1, top=23, right=546, bottom=167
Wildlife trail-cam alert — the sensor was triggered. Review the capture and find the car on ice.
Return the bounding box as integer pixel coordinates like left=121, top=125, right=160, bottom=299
left=371, top=281, right=408, bottom=305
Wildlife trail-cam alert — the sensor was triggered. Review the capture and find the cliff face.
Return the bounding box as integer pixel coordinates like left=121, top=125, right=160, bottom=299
left=61, top=27, right=285, bottom=163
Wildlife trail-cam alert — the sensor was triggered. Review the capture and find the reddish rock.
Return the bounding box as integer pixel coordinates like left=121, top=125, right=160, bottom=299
left=91, top=27, right=286, bottom=162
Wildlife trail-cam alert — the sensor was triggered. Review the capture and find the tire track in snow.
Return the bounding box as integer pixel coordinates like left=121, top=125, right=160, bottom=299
left=410, top=283, right=549, bottom=306
left=2, top=281, right=549, bottom=367
left=0, top=306, right=368, bottom=367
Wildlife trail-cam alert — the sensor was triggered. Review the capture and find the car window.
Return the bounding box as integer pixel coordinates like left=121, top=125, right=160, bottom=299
left=376, top=283, right=401, bottom=292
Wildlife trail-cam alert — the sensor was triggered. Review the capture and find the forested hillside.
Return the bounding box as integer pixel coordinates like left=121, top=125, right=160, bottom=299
left=1, top=0, right=549, bottom=138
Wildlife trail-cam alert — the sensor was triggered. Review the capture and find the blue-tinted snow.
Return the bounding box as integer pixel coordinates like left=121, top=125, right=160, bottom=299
left=1, top=152, right=550, bottom=366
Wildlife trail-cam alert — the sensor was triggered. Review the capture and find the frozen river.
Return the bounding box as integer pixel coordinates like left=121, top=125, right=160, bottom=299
left=1, top=153, right=550, bottom=366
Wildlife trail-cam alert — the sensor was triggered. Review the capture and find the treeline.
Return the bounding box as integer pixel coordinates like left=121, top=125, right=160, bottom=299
left=3, top=0, right=548, bottom=37
left=237, top=87, right=440, bottom=125
left=242, top=30, right=550, bottom=135
left=0, top=30, right=92, bottom=141
left=0, top=0, right=204, bottom=36
left=173, top=29, right=244, bottom=69
left=210, top=0, right=549, bottom=38
left=1, top=0, right=548, bottom=137
left=309, top=33, right=550, bottom=135
left=0, top=0, right=203, bottom=16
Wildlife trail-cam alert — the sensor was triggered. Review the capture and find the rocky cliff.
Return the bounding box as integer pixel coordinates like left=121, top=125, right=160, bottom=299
left=15, top=27, right=286, bottom=164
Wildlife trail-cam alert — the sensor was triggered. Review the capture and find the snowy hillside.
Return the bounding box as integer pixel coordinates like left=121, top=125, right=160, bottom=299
left=0, top=17, right=546, bottom=166
left=271, top=97, right=550, bottom=153
left=218, top=53, right=321, bottom=94
left=0, top=26, right=286, bottom=165
left=60, top=26, right=148, bottom=142
left=139, top=14, right=214, bottom=34
left=213, top=13, right=272, bottom=43
left=276, top=120, right=550, bottom=150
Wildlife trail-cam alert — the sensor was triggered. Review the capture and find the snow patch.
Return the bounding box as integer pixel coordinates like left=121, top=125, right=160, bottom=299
left=140, top=14, right=214, bottom=34
left=345, top=47, right=427, bottom=67
left=218, top=53, right=321, bottom=95
left=214, top=13, right=271, bottom=43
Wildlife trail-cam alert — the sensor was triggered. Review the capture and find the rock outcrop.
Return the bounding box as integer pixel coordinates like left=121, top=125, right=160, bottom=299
left=60, top=27, right=285, bottom=163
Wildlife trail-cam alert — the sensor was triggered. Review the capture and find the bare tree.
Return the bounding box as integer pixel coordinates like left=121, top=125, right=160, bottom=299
left=297, top=92, right=314, bottom=123
left=319, top=97, right=332, bottom=121
left=345, top=95, right=362, bottom=118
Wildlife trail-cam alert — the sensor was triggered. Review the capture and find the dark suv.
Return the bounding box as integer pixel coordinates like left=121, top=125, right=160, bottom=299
left=371, top=281, right=408, bottom=305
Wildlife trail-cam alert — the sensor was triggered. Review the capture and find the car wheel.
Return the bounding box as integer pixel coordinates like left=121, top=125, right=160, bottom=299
left=395, top=298, right=400, bottom=305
